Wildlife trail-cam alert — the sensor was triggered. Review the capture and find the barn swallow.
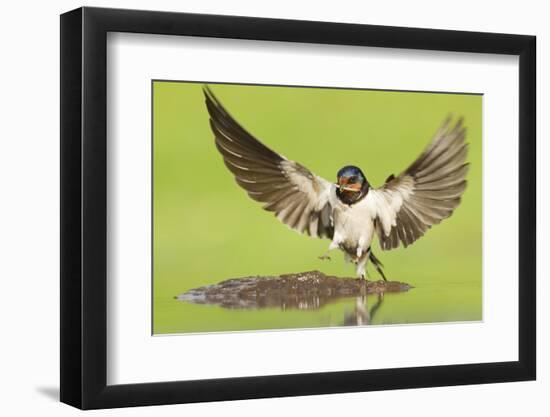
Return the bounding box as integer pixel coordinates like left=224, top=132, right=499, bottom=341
left=203, top=87, right=468, bottom=280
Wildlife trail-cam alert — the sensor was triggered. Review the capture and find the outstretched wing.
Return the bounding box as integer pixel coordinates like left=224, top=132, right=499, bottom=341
left=368, top=118, right=469, bottom=250
left=204, top=87, right=336, bottom=239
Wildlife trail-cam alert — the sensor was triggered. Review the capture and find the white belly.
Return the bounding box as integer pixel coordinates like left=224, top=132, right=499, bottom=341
left=332, top=200, right=376, bottom=256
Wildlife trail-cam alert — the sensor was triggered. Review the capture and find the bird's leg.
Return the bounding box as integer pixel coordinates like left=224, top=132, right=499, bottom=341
left=318, top=251, right=332, bottom=261
left=318, top=240, right=339, bottom=261
left=356, top=256, right=370, bottom=281
left=355, top=240, right=370, bottom=280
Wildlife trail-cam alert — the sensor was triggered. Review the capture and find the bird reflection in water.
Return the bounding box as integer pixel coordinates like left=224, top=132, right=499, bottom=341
left=276, top=280, right=385, bottom=326
left=343, top=294, right=384, bottom=326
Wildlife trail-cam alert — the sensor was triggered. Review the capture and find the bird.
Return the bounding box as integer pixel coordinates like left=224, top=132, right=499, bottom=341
left=203, top=86, right=469, bottom=281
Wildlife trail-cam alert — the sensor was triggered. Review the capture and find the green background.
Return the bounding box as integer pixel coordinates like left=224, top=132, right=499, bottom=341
left=153, top=81, right=482, bottom=334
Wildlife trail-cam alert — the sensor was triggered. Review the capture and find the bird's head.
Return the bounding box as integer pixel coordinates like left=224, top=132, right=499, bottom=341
left=336, top=166, right=369, bottom=204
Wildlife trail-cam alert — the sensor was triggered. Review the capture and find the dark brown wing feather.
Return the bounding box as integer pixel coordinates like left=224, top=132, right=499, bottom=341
left=204, top=87, right=335, bottom=238
left=372, top=117, right=469, bottom=250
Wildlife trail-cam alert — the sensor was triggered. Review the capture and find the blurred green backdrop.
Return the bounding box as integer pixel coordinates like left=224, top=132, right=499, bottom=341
left=153, top=81, right=482, bottom=334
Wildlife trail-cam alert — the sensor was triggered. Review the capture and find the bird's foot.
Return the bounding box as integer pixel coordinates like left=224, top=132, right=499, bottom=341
left=318, top=254, right=331, bottom=261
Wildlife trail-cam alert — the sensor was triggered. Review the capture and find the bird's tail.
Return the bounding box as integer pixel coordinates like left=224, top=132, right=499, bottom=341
left=369, top=250, right=387, bottom=281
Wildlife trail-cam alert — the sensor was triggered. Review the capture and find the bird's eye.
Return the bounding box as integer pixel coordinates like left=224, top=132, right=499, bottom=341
left=349, top=176, right=357, bottom=183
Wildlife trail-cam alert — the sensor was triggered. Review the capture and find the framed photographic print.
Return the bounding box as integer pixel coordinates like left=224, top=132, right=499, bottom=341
left=60, top=6, right=536, bottom=409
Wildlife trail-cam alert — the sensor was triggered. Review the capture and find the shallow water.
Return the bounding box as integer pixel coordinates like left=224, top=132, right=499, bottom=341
left=154, top=280, right=481, bottom=335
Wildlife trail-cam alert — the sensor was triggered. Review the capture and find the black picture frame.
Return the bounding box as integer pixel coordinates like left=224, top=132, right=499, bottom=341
left=60, top=6, right=536, bottom=410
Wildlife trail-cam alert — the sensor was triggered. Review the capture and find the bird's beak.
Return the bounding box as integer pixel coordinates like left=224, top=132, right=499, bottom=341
left=337, top=182, right=361, bottom=193
left=337, top=177, right=346, bottom=192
